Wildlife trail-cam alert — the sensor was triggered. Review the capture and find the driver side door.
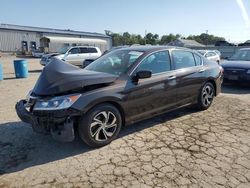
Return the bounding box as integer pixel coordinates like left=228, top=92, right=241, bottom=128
left=124, top=50, right=177, bottom=123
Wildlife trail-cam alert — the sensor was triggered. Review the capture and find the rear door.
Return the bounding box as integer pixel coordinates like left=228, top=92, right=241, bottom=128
left=87, top=47, right=99, bottom=60
left=171, top=50, right=206, bottom=106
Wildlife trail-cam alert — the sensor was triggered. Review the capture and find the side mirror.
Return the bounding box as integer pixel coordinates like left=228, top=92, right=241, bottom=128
left=136, top=70, right=152, bottom=79
left=133, top=70, right=152, bottom=83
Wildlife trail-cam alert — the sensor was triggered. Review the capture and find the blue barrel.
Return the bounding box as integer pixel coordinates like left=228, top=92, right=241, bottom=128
left=0, top=63, right=3, bottom=81
left=14, top=60, right=29, bottom=78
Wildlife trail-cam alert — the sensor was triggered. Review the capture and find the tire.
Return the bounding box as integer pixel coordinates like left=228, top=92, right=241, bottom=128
left=196, top=82, right=215, bottom=110
left=82, top=60, right=93, bottom=68
left=78, top=103, right=122, bottom=147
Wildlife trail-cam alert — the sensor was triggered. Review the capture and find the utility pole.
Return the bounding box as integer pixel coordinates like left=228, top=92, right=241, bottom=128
left=145, top=30, right=147, bottom=45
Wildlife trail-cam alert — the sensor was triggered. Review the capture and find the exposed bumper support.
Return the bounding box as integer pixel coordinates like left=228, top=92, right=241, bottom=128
left=15, top=100, right=32, bottom=123
left=15, top=100, right=75, bottom=142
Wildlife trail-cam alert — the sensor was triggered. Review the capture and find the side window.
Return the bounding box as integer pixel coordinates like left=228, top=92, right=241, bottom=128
left=80, top=47, right=88, bottom=53
left=172, top=50, right=196, bottom=69
left=137, top=51, right=171, bottom=74
left=194, top=54, right=203, bottom=65
left=69, top=48, right=79, bottom=54
left=87, top=47, right=98, bottom=53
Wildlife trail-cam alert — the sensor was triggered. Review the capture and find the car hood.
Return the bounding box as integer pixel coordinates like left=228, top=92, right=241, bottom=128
left=220, top=60, right=250, bottom=69
left=42, top=53, right=60, bottom=58
left=33, top=58, right=118, bottom=96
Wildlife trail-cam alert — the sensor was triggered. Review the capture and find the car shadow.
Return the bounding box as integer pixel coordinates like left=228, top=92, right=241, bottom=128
left=3, top=77, right=17, bottom=80
left=29, top=69, right=42, bottom=73
left=0, top=107, right=198, bottom=175
left=15, top=55, right=40, bottom=59
left=222, top=83, right=250, bottom=94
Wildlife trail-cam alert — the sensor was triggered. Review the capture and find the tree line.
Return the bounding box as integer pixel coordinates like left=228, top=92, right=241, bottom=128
left=105, top=31, right=225, bottom=46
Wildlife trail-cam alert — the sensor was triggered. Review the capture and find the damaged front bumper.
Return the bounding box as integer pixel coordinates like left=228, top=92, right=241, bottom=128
left=15, top=100, right=78, bottom=142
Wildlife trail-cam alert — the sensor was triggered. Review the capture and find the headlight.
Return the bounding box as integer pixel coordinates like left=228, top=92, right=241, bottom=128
left=33, top=94, right=81, bottom=110
left=247, top=70, right=250, bottom=74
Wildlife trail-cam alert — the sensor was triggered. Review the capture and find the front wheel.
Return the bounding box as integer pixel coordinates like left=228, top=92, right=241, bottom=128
left=78, top=104, right=122, bottom=147
left=196, top=82, right=215, bottom=110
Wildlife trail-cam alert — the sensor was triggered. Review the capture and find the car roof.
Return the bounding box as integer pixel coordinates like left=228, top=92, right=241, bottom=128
left=71, top=46, right=98, bottom=48
left=239, top=48, right=250, bottom=51
left=117, top=45, right=193, bottom=53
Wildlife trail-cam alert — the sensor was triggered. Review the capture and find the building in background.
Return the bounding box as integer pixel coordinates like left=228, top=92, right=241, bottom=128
left=0, top=24, right=112, bottom=53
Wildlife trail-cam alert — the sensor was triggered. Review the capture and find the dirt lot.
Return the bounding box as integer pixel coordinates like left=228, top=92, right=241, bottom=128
left=0, top=55, right=250, bottom=188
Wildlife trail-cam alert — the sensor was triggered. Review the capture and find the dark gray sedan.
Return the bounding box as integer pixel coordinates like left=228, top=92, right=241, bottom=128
left=221, top=48, right=250, bottom=82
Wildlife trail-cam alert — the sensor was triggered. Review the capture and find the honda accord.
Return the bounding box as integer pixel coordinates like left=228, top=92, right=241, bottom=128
left=16, top=46, right=223, bottom=147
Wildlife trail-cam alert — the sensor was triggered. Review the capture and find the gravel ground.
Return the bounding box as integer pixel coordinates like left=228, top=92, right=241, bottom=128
left=0, top=55, right=250, bottom=188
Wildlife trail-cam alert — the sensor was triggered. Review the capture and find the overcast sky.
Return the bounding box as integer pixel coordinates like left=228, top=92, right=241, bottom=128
left=0, top=0, right=250, bottom=42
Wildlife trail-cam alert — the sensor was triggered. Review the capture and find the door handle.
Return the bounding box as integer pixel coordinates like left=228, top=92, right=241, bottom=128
left=198, top=69, right=205, bottom=73
left=168, top=75, right=176, bottom=80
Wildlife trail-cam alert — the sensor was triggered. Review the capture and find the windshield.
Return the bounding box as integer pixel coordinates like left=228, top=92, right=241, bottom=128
left=58, top=46, right=70, bottom=54
left=229, top=50, right=250, bottom=61
left=85, top=49, right=144, bottom=75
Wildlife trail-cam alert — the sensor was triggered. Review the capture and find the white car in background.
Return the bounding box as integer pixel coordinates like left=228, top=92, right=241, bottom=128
left=197, top=50, right=221, bottom=63
left=40, top=46, right=102, bottom=66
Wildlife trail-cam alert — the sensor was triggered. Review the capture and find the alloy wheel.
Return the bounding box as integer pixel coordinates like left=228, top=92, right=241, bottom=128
left=90, top=111, right=118, bottom=142
left=202, top=85, right=214, bottom=107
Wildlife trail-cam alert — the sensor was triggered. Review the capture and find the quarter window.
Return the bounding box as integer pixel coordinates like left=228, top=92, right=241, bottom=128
left=137, top=51, right=171, bottom=74
left=172, top=50, right=196, bottom=69
left=194, top=54, right=203, bottom=65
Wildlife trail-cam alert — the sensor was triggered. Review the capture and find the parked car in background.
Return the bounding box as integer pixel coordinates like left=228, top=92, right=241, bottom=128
left=213, top=50, right=222, bottom=58
left=221, top=48, right=250, bottom=83
left=31, top=49, right=44, bottom=58
left=197, top=50, right=220, bottom=63
left=16, top=46, right=223, bottom=147
left=215, top=40, right=235, bottom=46
left=40, top=46, right=102, bottom=66
left=238, top=40, right=250, bottom=47
left=40, top=53, right=60, bottom=66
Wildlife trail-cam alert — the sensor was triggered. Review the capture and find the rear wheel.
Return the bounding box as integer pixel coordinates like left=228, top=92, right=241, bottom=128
left=78, top=104, right=122, bottom=147
left=197, top=82, right=215, bottom=110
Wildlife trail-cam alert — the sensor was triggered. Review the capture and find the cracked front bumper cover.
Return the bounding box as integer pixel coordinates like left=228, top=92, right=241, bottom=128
left=15, top=100, right=32, bottom=124
left=15, top=100, right=76, bottom=142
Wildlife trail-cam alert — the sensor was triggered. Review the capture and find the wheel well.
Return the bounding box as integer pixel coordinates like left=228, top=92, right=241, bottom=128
left=207, top=80, right=217, bottom=95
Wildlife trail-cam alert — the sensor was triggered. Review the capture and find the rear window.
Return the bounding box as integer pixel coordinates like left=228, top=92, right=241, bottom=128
left=172, top=50, right=196, bottom=69
left=88, top=48, right=98, bottom=53
left=80, top=47, right=88, bottom=53
left=194, top=54, right=203, bottom=65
